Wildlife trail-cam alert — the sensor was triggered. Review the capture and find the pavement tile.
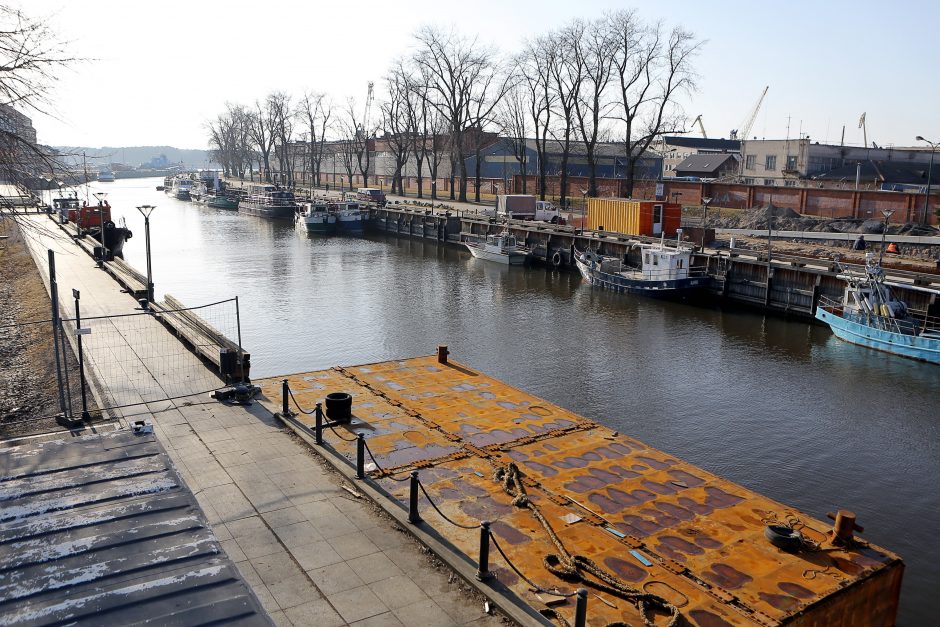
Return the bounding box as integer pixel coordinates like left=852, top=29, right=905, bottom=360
left=235, top=561, right=280, bottom=614
left=362, top=525, right=411, bottom=551
left=201, top=483, right=255, bottom=522
left=436, top=589, right=490, bottom=625
left=350, top=612, right=405, bottom=627
left=392, top=598, right=458, bottom=627
left=297, top=501, right=356, bottom=538
left=328, top=531, right=380, bottom=561
left=219, top=538, right=247, bottom=563
left=226, top=515, right=267, bottom=537
left=235, top=528, right=284, bottom=560
left=274, top=520, right=322, bottom=548
left=346, top=551, right=404, bottom=584
left=262, top=506, right=308, bottom=529
left=216, top=449, right=254, bottom=468
left=211, top=523, right=232, bottom=542
left=267, top=572, right=316, bottom=610
left=368, top=575, right=429, bottom=610
left=208, top=438, right=246, bottom=454
left=290, top=539, right=344, bottom=571
left=251, top=550, right=304, bottom=586
left=268, top=610, right=291, bottom=627
left=327, top=585, right=389, bottom=623
left=305, top=560, right=365, bottom=596
left=283, top=598, right=345, bottom=627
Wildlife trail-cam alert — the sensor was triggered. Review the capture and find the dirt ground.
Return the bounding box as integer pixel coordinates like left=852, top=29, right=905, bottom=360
left=0, top=214, right=80, bottom=439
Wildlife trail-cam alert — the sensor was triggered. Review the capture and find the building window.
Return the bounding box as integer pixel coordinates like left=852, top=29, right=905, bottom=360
left=745, top=155, right=756, bottom=170
left=744, top=178, right=755, bottom=185
left=764, top=179, right=775, bottom=186
left=786, top=155, right=798, bottom=170
left=765, top=155, right=777, bottom=171
left=784, top=180, right=797, bottom=187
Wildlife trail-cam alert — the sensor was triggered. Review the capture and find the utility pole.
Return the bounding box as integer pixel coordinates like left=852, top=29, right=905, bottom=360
left=47, top=250, right=68, bottom=422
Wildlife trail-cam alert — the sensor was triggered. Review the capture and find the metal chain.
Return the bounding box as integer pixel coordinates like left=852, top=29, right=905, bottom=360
left=286, top=385, right=317, bottom=416
left=416, top=478, right=479, bottom=530
left=362, top=439, right=411, bottom=482
left=489, top=530, right=575, bottom=598
left=494, top=463, right=681, bottom=627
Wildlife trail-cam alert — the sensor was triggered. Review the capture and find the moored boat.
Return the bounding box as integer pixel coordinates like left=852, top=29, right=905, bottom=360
left=239, top=185, right=297, bottom=219
left=334, top=201, right=365, bottom=234
left=73, top=193, right=133, bottom=259
left=206, top=191, right=241, bottom=210
left=815, top=253, right=940, bottom=363
left=170, top=176, right=193, bottom=200
left=190, top=181, right=208, bottom=204
left=97, top=169, right=115, bottom=183
left=574, top=235, right=710, bottom=297
left=296, top=201, right=337, bottom=234
left=464, top=232, right=528, bottom=265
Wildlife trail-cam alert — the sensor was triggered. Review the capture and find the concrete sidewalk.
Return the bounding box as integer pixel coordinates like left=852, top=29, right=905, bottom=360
left=17, top=213, right=503, bottom=627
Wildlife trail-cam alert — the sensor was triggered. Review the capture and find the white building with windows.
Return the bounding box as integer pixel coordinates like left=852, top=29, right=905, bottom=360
left=739, top=139, right=934, bottom=187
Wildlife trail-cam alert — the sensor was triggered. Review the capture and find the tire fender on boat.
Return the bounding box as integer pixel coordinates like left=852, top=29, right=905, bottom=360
left=551, top=251, right=562, bottom=267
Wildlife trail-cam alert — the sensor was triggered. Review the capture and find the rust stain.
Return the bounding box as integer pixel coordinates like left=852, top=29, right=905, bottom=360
left=258, top=356, right=903, bottom=626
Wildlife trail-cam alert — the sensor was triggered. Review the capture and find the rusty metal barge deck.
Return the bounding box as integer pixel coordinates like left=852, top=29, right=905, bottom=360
left=257, top=353, right=902, bottom=626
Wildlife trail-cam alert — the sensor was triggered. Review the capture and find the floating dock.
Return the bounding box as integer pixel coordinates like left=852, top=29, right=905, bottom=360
left=258, top=353, right=902, bottom=626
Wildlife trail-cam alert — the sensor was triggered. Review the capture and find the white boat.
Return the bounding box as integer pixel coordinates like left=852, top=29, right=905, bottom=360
left=97, top=169, right=115, bottom=183
left=815, top=253, right=940, bottom=363
left=464, top=232, right=528, bottom=265
left=296, top=201, right=336, bottom=234
left=574, top=233, right=710, bottom=298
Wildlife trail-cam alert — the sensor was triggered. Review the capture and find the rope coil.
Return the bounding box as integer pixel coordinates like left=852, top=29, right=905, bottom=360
left=494, top=463, right=681, bottom=627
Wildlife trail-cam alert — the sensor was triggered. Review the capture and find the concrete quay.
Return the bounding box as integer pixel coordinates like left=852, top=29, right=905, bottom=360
left=12, top=213, right=505, bottom=627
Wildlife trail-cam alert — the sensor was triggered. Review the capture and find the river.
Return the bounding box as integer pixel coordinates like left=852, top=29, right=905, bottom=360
left=45, top=177, right=939, bottom=623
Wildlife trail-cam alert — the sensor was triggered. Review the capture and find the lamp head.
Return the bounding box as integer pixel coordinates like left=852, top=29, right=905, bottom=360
left=137, top=204, right=156, bottom=218
left=916, top=136, right=925, bottom=142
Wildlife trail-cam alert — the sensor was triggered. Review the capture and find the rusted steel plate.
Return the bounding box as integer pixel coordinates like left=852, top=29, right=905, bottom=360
left=258, top=356, right=902, bottom=626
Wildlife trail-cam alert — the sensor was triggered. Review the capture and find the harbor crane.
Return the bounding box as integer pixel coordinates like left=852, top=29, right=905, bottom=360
left=692, top=115, right=708, bottom=139
left=730, top=86, right=769, bottom=141
left=360, top=81, right=374, bottom=140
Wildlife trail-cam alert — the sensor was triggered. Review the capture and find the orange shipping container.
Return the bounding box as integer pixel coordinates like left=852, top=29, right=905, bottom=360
left=587, top=198, right=681, bottom=236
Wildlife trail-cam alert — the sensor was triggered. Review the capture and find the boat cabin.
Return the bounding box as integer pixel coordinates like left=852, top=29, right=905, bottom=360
left=639, top=245, right=693, bottom=281
left=487, top=233, right=517, bottom=250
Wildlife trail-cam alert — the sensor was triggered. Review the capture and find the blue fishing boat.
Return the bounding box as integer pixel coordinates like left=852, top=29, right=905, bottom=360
left=815, top=253, right=940, bottom=364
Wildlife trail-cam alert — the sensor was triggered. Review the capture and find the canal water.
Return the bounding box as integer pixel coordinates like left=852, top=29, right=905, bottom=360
left=49, top=178, right=939, bottom=623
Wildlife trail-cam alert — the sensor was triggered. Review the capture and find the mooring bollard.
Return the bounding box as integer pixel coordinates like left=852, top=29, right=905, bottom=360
left=314, top=402, right=323, bottom=445
left=281, top=379, right=290, bottom=417
left=574, top=588, right=588, bottom=627
left=476, top=521, right=491, bottom=581
left=408, top=471, right=421, bottom=524
left=356, top=433, right=365, bottom=479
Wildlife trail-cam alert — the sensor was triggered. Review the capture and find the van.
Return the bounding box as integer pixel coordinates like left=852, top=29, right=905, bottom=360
left=356, top=188, right=386, bottom=206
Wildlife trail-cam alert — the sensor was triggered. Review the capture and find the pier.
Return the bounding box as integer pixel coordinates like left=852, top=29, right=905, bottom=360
left=368, top=204, right=940, bottom=317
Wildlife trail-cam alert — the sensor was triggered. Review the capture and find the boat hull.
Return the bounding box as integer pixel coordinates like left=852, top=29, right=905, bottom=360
left=466, top=243, right=526, bottom=265
left=174, top=190, right=191, bottom=201
left=207, top=196, right=239, bottom=210
left=574, top=253, right=709, bottom=297
left=815, top=307, right=940, bottom=364
left=337, top=214, right=364, bottom=233
left=240, top=204, right=296, bottom=219
left=298, top=217, right=336, bottom=234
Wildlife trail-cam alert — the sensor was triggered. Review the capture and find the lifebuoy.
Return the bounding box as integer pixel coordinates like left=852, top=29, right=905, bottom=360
left=551, top=251, right=562, bottom=267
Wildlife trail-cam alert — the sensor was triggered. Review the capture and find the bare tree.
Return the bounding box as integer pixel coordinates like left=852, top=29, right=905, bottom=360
left=519, top=37, right=556, bottom=200
left=610, top=10, right=700, bottom=196
left=412, top=26, right=508, bottom=203
left=548, top=25, right=584, bottom=208
left=246, top=98, right=276, bottom=182
left=381, top=66, right=414, bottom=195
left=297, top=91, right=332, bottom=188
left=267, top=92, right=295, bottom=186
left=498, top=81, right=530, bottom=194
left=0, top=6, right=79, bottom=187
left=572, top=17, right=617, bottom=197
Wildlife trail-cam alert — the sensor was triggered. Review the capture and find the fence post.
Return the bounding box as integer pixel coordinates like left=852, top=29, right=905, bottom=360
left=408, top=471, right=421, bottom=524
left=73, top=289, right=90, bottom=420
left=281, top=379, right=291, bottom=417
left=574, top=588, right=588, bottom=627
left=47, top=250, right=68, bottom=420
left=356, top=433, right=365, bottom=479
left=314, top=402, right=323, bottom=445
left=476, top=521, right=491, bottom=581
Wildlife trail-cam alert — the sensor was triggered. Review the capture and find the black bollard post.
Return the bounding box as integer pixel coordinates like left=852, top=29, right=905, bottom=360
left=281, top=379, right=290, bottom=418
left=476, top=521, right=491, bottom=581
left=408, top=471, right=421, bottom=524
left=574, top=588, right=588, bottom=627
left=314, top=402, right=323, bottom=445
left=356, top=433, right=365, bottom=479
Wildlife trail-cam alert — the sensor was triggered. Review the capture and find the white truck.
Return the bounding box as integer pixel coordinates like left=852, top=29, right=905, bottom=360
left=492, top=195, right=562, bottom=223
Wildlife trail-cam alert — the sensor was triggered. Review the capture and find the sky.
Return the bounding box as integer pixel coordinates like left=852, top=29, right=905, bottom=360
left=19, top=0, right=940, bottom=153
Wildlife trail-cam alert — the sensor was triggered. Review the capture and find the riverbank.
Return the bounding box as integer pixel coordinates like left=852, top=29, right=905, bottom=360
left=0, top=215, right=78, bottom=438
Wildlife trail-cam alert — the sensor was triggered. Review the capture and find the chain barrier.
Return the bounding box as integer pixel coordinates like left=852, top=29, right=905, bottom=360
left=416, top=478, right=480, bottom=530
left=488, top=530, right=576, bottom=598
left=286, top=385, right=318, bottom=416
left=361, top=439, right=411, bottom=482
left=495, top=463, right=681, bottom=627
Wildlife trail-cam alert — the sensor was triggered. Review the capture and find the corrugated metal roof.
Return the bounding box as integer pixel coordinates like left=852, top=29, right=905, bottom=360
left=0, top=429, right=271, bottom=626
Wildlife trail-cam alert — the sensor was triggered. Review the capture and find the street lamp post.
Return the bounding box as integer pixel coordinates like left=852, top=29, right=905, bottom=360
left=916, top=136, right=936, bottom=225
left=878, top=209, right=895, bottom=267
left=137, top=205, right=156, bottom=304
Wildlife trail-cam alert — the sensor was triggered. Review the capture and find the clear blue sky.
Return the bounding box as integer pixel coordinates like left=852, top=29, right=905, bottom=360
left=23, top=0, right=940, bottom=150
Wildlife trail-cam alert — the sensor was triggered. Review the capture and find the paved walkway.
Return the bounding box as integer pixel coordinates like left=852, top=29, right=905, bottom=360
left=17, top=213, right=501, bottom=627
